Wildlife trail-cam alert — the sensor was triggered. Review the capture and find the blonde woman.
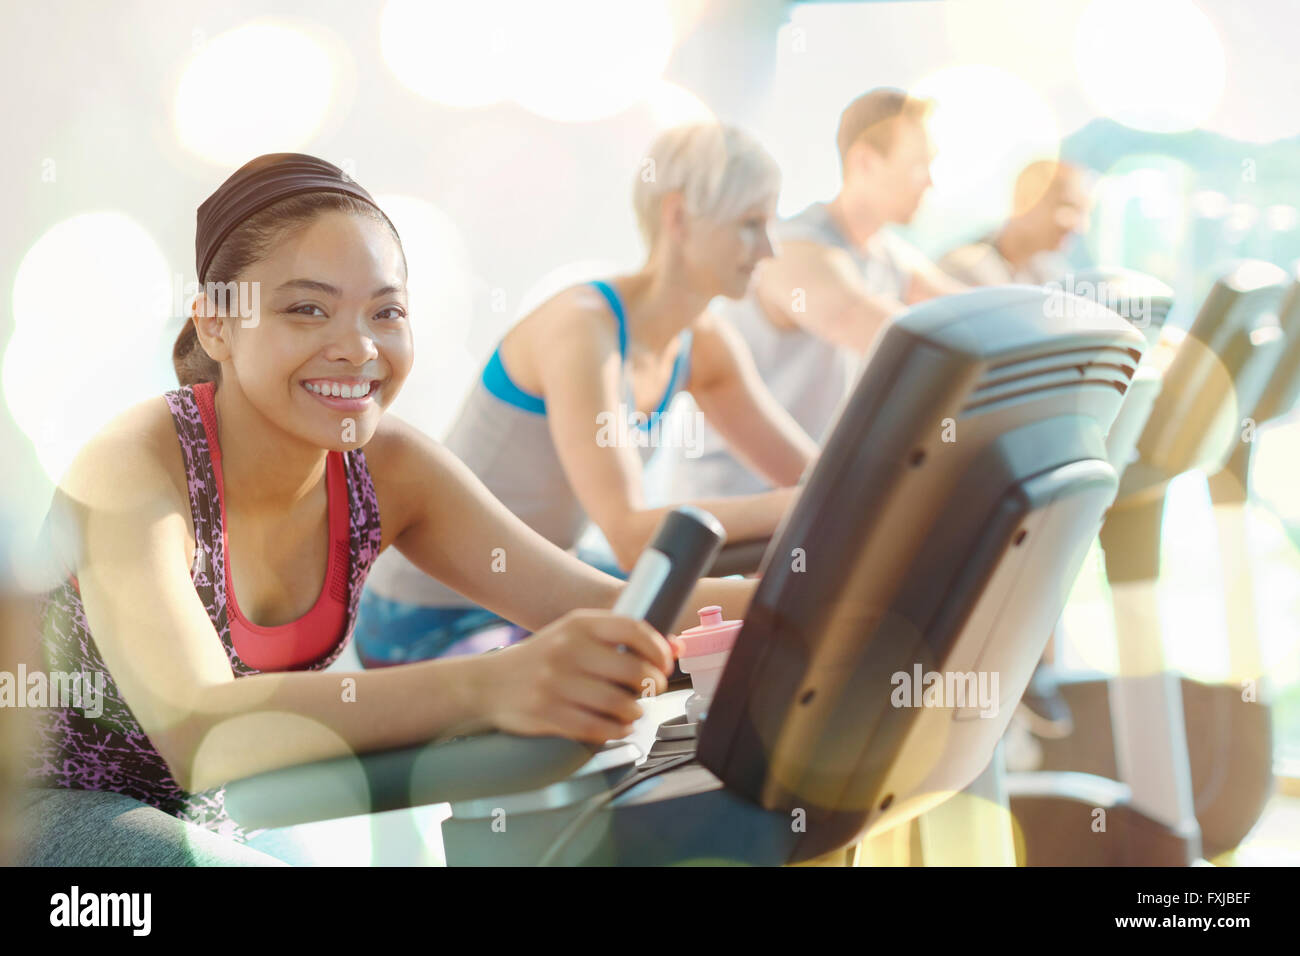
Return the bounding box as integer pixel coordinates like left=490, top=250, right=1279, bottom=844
left=358, top=125, right=817, bottom=666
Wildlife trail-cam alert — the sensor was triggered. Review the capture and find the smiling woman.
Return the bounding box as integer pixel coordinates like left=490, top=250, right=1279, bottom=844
left=174, top=154, right=407, bottom=393
left=17, top=152, right=756, bottom=866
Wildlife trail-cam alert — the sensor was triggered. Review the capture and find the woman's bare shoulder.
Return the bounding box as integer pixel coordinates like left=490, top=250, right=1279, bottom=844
left=52, top=395, right=191, bottom=545
left=496, top=284, right=621, bottom=393
left=513, top=284, right=621, bottom=349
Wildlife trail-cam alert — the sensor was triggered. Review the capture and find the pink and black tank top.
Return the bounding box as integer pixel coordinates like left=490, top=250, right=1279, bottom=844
left=25, top=381, right=385, bottom=841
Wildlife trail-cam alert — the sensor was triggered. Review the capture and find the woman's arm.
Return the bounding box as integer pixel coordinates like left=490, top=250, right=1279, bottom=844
left=372, top=413, right=623, bottom=633
left=687, top=576, right=759, bottom=625
left=370, top=414, right=760, bottom=634
left=755, top=240, right=904, bottom=355
left=60, top=419, right=481, bottom=791
left=686, top=308, right=818, bottom=488
left=64, top=407, right=673, bottom=793
left=535, top=301, right=801, bottom=571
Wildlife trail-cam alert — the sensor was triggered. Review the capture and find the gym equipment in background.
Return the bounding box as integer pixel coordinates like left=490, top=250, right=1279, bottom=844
left=1009, top=261, right=1293, bottom=864
left=226, top=285, right=1144, bottom=865
left=698, top=267, right=1175, bottom=583
left=909, top=269, right=1174, bottom=866
left=704, top=538, right=769, bottom=577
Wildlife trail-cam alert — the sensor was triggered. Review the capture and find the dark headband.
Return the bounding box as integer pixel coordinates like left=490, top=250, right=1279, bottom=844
left=195, top=153, right=395, bottom=284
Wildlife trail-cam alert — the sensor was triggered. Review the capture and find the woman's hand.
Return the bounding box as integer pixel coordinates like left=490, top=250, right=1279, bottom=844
left=472, top=609, right=678, bottom=743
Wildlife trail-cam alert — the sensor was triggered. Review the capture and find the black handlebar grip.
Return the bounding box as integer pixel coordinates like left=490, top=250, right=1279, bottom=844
left=612, top=506, right=726, bottom=635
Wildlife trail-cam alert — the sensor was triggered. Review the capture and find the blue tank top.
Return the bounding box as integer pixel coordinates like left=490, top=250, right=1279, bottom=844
left=482, top=280, right=692, bottom=422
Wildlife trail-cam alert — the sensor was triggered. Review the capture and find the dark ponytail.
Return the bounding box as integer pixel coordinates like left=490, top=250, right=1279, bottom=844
left=172, top=320, right=220, bottom=387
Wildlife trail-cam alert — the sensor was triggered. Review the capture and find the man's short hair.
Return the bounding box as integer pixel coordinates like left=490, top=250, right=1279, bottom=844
left=836, top=88, right=935, bottom=167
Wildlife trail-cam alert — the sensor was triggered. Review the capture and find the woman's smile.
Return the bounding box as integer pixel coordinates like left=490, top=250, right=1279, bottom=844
left=299, top=375, right=382, bottom=410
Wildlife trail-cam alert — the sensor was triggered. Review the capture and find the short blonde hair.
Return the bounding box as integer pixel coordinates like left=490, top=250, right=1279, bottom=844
left=633, top=123, right=782, bottom=249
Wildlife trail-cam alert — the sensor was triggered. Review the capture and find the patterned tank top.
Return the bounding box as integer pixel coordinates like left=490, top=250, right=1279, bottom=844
left=24, top=382, right=385, bottom=842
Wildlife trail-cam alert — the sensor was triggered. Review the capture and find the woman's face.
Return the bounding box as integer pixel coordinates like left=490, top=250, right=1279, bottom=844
left=211, top=211, right=412, bottom=452
left=680, top=199, right=777, bottom=300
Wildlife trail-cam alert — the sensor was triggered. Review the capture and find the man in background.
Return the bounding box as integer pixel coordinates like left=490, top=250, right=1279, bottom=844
left=940, top=159, right=1090, bottom=287
left=669, top=87, right=965, bottom=501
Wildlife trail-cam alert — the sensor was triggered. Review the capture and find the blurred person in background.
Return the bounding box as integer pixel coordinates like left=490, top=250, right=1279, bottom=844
left=939, top=159, right=1091, bottom=286
left=668, top=87, right=966, bottom=501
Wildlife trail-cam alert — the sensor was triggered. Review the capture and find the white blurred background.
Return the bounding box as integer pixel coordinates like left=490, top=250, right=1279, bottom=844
left=2, top=0, right=1298, bottom=517
left=1, top=0, right=1299, bottom=861
left=2, top=0, right=1299, bottom=763
left=3, top=0, right=1299, bottom=525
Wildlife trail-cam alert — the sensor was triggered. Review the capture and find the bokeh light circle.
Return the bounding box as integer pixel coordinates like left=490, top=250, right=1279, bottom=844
left=380, top=0, right=512, bottom=109
left=382, top=0, right=674, bottom=123
left=1074, top=0, right=1225, bottom=134
left=508, top=1, right=674, bottom=123
left=910, top=65, right=1060, bottom=233
left=371, top=194, right=481, bottom=441
left=5, top=211, right=172, bottom=483
left=175, top=22, right=338, bottom=165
